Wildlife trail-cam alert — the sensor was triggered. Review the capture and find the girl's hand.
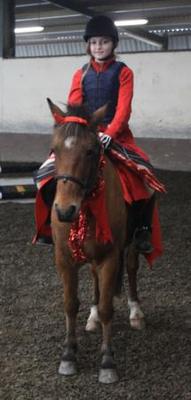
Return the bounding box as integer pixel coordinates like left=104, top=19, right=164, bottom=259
left=98, top=132, right=112, bottom=149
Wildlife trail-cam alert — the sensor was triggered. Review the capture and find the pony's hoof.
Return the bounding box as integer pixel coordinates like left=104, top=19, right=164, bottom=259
left=58, top=360, right=77, bottom=376
left=98, top=368, right=119, bottom=384
left=85, top=319, right=98, bottom=332
left=130, top=318, right=145, bottom=330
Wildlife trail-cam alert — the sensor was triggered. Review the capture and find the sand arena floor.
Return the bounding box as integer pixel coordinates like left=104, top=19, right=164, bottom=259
left=0, top=170, right=190, bottom=400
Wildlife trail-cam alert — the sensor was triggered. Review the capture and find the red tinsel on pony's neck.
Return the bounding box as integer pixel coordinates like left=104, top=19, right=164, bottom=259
left=68, top=156, right=113, bottom=262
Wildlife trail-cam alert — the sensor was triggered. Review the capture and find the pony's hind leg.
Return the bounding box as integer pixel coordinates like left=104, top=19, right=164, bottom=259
left=97, top=254, right=119, bottom=384
left=126, top=245, right=145, bottom=330
left=57, top=257, right=79, bottom=376
left=86, top=264, right=100, bottom=332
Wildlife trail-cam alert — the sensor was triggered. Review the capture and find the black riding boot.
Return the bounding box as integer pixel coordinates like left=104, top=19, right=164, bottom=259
left=133, top=193, right=156, bottom=254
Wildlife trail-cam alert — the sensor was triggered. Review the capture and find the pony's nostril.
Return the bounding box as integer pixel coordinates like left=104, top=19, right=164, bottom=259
left=55, top=204, right=77, bottom=222
left=66, top=205, right=76, bottom=219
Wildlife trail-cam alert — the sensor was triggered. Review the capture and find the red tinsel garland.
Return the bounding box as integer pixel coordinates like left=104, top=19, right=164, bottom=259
left=68, top=207, right=88, bottom=262
left=68, top=156, right=111, bottom=262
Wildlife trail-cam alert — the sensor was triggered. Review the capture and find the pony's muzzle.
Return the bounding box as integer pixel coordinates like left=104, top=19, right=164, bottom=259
left=54, top=203, right=78, bottom=222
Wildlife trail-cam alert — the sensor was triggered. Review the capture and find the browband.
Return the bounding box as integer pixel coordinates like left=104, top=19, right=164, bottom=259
left=53, top=112, right=89, bottom=126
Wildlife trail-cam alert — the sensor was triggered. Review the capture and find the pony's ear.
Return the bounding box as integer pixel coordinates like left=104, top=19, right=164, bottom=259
left=47, top=98, right=65, bottom=117
left=90, top=104, right=108, bottom=129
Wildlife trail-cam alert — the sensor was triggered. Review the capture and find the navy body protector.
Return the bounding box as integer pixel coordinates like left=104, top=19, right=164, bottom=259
left=82, top=61, right=126, bottom=125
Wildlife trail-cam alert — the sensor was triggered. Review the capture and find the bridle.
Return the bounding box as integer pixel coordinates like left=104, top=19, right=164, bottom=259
left=55, top=152, right=101, bottom=196
left=53, top=112, right=101, bottom=196
left=55, top=174, right=90, bottom=192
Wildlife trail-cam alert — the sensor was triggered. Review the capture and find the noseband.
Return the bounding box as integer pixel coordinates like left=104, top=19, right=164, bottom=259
left=55, top=174, right=89, bottom=192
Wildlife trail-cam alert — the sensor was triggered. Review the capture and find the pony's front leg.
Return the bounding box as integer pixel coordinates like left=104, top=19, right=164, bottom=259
left=126, top=245, right=145, bottom=330
left=86, top=264, right=100, bottom=332
left=97, top=255, right=119, bottom=384
left=56, top=250, right=79, bottom=376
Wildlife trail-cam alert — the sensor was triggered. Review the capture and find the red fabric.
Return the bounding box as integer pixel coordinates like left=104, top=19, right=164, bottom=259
left=68, top=162, right=113, bottom=262
left=32, top=187, right=52, bottom=243
left=113, top=160, right=150, bottom=203
left=53, top=113, right=89, bottom=126
left=84, top=178, right=113, bottom=245
left=110, top=148, right=166, bottom=195
left=111, top=161, right=163, bottom=265
left=33, top=156, right=163, bottom=266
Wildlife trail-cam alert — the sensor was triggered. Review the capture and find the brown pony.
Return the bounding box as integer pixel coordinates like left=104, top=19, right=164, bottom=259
left=48, top=99, right=144, bottom=384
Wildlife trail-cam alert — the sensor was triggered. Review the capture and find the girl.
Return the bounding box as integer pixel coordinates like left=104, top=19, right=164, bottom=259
left=34, top=15, right=165, bottom=260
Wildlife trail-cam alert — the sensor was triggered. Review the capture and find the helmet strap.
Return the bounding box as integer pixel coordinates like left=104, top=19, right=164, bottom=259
left=94, top=53, right=114, bottom=61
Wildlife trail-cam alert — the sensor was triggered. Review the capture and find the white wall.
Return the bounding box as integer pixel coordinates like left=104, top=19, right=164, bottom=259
left=0, top=51, right=190, bottom=138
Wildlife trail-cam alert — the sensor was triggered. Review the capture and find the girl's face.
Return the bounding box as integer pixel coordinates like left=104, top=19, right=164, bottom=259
left=89, top=36, right=114, bottom=62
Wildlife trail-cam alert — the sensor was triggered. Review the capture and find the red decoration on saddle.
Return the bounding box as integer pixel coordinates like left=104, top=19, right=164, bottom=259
left=111, top=149, right=166, bottom=194
left=53, top=112, right=89, bottom=126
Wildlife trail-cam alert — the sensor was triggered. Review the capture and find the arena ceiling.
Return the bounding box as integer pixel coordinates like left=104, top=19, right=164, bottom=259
left=14, top=0, right=191, bottom=54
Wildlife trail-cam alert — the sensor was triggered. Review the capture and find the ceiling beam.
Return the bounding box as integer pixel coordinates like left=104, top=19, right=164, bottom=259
left=83, top=0, right=191, bottom=7
left=123, top=28, right=167, bottom=49
left=43, top=0, right=167, bottom=49
left=97, top=0, right=191, bottom=14
left=148, top=15, right=191, bottom=28
left=48, top=0, right=96, bottom=17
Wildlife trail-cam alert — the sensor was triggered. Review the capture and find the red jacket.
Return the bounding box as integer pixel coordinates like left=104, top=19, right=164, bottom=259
left=67, top=58, right=139, bottom=147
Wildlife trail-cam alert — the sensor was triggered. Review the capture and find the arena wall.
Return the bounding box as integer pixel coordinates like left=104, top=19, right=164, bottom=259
left=0, top=51, right=190, bottom=138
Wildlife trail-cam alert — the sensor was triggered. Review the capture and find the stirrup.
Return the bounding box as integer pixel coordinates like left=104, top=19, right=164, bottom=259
left=134, top=226, right=153, bottom=254
left=36, top=235, right=53, bottom=245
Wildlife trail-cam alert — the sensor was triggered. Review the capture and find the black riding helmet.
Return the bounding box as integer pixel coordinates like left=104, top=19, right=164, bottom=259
left=84, top=15, right=119, bottom=45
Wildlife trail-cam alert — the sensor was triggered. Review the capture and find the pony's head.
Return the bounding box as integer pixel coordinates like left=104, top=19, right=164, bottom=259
left=47, top=98, right=107, bottom=223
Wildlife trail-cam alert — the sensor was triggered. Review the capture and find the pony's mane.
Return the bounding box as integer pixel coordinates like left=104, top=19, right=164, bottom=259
left=65, top=103, right=91, bottom=122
